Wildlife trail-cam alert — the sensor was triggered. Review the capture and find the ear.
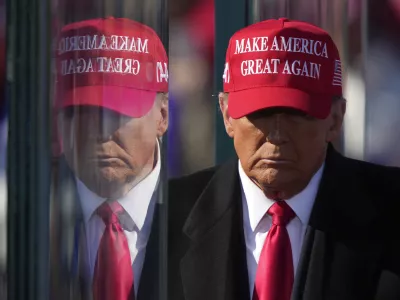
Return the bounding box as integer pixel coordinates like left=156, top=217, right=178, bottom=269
left=218, top=93, right=234, bottom=138
left=326, top=99, right=346, bottom=142
left=156, top=93, right=169, bottom=137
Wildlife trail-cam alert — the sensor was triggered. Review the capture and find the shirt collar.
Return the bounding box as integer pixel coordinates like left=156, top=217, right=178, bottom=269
left=239, top=160, right=324, bottom=231
left=76, top=140, right=161, bottom=230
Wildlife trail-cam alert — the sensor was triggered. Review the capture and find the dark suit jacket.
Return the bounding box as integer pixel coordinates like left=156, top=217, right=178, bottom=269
left=168, top=145, right=400, bottom=300
left=50, top=156, right=166, bottom=300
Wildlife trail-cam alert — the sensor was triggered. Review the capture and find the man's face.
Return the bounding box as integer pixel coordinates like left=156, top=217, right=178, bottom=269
left=61, top=94, right=168, bottom=198
left=220, top=95, right=345, bottom=199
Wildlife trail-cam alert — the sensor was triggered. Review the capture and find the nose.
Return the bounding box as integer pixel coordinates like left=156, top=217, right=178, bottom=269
left=265, top=114, right=289, bottom=145
left=97, top=126, right=113, bottom=143
left=75, top=107, right=127, bottom=143
left=99, top=115, right=117, bottom=142
left=83, top=111, right=115, bottom=143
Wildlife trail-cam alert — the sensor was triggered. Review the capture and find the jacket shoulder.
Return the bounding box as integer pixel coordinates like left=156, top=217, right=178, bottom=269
left=169, top=165, right=219, bottom=202
left=341, top=155, right=400, bottom=190
left=337, top=155, right=400, bottom=220
left=342, top=158, right=400, bottom=273
left=168, top=165, right=223, bottom=229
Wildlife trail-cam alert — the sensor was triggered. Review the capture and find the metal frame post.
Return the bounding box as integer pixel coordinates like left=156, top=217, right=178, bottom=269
left=6, top=0, right=51, bottom=298
left=214, top=0, right=250, bottom=164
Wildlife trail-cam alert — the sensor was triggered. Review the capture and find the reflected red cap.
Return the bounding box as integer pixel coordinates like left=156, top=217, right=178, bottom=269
left=55, top=17, right=168, bottom=118
left=223, top=18, right=342, bottom=119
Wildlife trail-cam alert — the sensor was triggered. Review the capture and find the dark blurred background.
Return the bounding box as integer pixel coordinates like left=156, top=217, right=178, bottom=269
left=168, top=0, right=215, bottom=177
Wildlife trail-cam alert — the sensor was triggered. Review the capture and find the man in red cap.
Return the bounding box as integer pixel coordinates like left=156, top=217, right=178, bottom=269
left=168, top=18, right=400, bottom=300
left=52, top=17, right=168, bottom=300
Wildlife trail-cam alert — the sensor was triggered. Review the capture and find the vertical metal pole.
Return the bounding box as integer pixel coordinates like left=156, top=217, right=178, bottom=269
left=159, top=0, right=168, bottom=299
left=6, top=0, right=51, bottom=299
left=341, top=0, right=349, bottom=75
left=251, top=0, right=258, bottom=23
left=286, top=0, right=291, bottom=17
left=115, top=0, right=123, bottom=18
left=360, top=0, right=368, bottom=160
left=336, top=0, right=349, bottom=153
left=343, top=0, right=367, bottom=159
left=214, top=0, right=249, bottom=164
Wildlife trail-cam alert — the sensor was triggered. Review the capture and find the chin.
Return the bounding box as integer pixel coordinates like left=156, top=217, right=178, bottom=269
left=98, top=167, right=122, bottom=182
left=256, top=168, right=294, bottom=187
left=79, top=168, right=131, bottom=198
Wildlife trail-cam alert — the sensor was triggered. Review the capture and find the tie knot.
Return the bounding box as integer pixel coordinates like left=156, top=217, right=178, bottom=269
left=96, top=201, right=124, bottom=225
left=268, top=201, right=295, bottom=226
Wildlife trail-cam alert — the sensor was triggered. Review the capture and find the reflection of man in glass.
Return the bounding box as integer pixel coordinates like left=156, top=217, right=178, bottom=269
left=55, top=17, right=168, bottom=300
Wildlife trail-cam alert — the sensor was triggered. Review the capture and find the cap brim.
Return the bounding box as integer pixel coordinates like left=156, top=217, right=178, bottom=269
left=58, top=85, right=157, bottom=118
left=228, top=87, right=331, bottom=119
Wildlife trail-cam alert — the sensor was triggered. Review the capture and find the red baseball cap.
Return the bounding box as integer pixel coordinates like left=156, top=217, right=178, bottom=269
left=223, top=18, right=342, bottom=119
left=55, top=17, right=168, bottom=118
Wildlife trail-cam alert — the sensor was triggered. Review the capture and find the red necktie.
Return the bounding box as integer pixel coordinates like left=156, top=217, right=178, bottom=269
left=93, top=202, right=135, bottom=300
left=253, top=201, right=296, bottom=300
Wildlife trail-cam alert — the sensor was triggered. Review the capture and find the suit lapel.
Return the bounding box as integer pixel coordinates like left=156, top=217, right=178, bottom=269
left=77, top=217, right=93, bottom=300
left=137, top=202, right=162, bottom=300
left=51, top=155, right=92, bottom=300
left=69, top=166, right=92, bottom=300
left=292, top=226, right=331, bottom=300
left=292, top=144, right=383, bottom=300
left=181, top=160, right=250, bottom=300
left=291, top=145, right=338, bottom=300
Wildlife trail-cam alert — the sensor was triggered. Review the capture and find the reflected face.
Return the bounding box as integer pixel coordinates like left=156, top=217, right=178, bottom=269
left=61, top=95, right=168, bottom=198
left=221, top=98, right=345, bottom=199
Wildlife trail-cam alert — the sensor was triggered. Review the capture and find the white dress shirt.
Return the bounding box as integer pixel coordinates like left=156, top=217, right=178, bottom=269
left=239, top=160, right=324, bottom=299
left=76, top=141, right=161, bottom=296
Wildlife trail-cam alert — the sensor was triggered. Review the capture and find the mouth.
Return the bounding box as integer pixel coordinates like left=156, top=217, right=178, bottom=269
left=95, top=155, right=116, bottom=160
left=259, top=158, right=293, bottom=164
left=89, top=156, right=126, bottom=166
